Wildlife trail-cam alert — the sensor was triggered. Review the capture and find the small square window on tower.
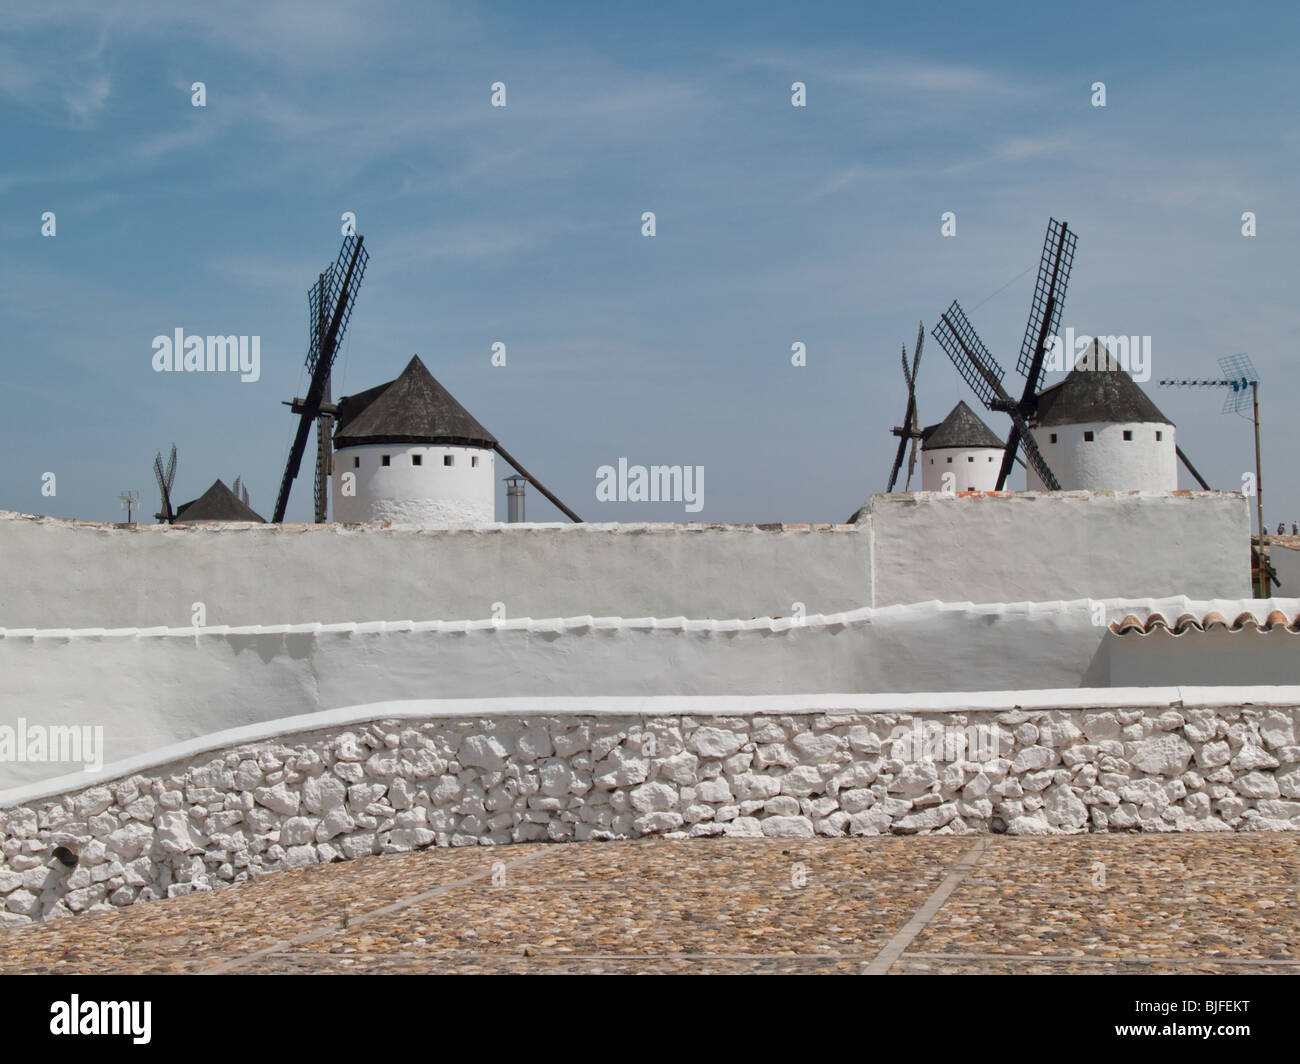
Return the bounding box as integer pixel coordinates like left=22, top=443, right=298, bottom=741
left=946, top=456, right=952, bottom=464
left=1083, top=431, right=1095, bottom=442
left=381, top=455, right=391, bottom=466
left=1122, top=430, right=1132, bottom=441
left=412, top=454, right=422, bottom=466
left=1050, top=433, right=1058, bottom=444
left=1156, top=430, right=1163, bottom=441
left=444, top=455, right=454, bottom=467
left=353, top=457, right=360, bottom=468
left=472, top=456, right=479, bottom=467
left=967, top=456, right=974, bottom=462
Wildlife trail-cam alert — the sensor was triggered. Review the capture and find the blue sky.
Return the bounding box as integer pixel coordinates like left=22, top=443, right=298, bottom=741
left=2, top=1, right=1297, bottom=525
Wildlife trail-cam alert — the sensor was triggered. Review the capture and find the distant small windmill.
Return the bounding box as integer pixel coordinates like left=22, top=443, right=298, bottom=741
left=153, top=444, right=178, bottom=523
left=931, top=218, right=1077, bottom=491
left=886, top=321, right=926, bottom=493
left=231, top=476, right=251, bottom=509
left=274, top=233, right=369, bottom=523
left=1160, top=354, right=1268, bottom=594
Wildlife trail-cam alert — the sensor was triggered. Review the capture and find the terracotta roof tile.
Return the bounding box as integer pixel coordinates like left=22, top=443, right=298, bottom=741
left=1110, top=608, right=1300, bottom=635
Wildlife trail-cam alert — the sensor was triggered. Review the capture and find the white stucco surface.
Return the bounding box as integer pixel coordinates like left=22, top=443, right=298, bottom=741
left=920, top=446, right=1003, bottom=491
left=2, top=596, right=1297, bottom=790
left=0, top=513, right=871, bottom=629
left=0, top=492, right=1249, bottom=630
left=1269, top=544, right=1300, bottom=596
left=1028, top=422, right=1177, bottom=492
left=868, top=491, right=1248, bottom=606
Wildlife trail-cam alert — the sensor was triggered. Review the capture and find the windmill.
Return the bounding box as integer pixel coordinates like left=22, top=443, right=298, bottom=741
left=153, top=444, right=177, bottom=523
left=231, top=476, right=251, bottom=509
left=885, top=321, right=926, bottom=493
left=931, top=218, right=1078, bottom=491
left=273, top=233, right=369, bottom=523
left=1160, top=354, right=1269, bottom=595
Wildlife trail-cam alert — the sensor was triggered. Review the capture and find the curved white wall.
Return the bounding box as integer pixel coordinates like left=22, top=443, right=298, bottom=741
left=921, top=446, right=1004, bottom=492
left=332, top=443, right=494, bottom=526
left=1028, top=422, right=1176, bottom=492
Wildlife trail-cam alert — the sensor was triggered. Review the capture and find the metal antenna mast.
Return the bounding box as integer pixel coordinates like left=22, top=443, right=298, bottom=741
left=1159, top=354, right=1267, bottom=595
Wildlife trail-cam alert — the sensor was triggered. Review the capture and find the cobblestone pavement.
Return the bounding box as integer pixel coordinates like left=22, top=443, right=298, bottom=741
left=0, top=834, right=1295, bottom=974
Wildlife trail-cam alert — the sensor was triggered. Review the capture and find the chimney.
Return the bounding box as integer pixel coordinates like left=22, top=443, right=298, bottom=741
left=505, top=475, right=526, bottom=523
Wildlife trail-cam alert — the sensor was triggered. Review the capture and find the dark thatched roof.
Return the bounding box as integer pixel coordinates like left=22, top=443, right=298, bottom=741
left=174, top=479, right=265, bottom=523
left=921, top=401, right=1004, bottom=451
left=1034, top=342, right=1171, bottom=428
left=334, top=355, right=496, bottom=448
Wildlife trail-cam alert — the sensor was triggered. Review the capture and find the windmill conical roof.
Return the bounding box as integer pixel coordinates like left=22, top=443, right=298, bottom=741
left=1034, top=341, right=1172, bottom=427
left=174, top=479, right=265, bottom=523
left=334, top=355, right=497, bottom=448
left=921, top=400, right=1004, bottom=450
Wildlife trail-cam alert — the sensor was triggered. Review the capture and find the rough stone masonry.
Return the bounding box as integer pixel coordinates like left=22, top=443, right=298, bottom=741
left=2, top=705, right=1297, bottom=927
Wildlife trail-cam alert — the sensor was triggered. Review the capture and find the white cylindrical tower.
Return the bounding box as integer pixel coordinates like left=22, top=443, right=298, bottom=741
left=331, top=355, right=499, bottom=526
left=1028, top=342, right=1176, bottom=492
left=920, top=401, right=1005, bottom=492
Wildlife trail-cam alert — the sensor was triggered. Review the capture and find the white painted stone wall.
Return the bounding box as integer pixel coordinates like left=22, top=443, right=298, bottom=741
left=920, top=446, right=1003, bottom=492
left=1027, top=422, right=1177, bottom=492
left=332, top=443, right=495, bottom=526
left=1270, top=544, right=1300, bottom=596
left=868, top=492, right=1247, bottom=606
left=0, top=514, right=871, bottom=628
left=2, top=695, right=1296, bottom=927
left=0, top=492, right=1248, bottom=631
left=6, top=596, right=1297, bottom=792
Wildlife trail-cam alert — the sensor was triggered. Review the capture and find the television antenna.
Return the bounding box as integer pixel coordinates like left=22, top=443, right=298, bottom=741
left=1159, top=354, right=1269, bottom=595
left=119, top=490, right=140, bottom=523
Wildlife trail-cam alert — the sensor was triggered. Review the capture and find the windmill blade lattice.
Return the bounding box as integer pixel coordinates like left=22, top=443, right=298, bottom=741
left=932, top=302, right=1008, bottom=410
left=1016, top=218, right=1077, bottom=384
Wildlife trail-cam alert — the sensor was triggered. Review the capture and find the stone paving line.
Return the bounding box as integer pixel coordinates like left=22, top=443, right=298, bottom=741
left=0, top=834, right=1294, bottom=974
left=863, top=836, right=991, bottom=974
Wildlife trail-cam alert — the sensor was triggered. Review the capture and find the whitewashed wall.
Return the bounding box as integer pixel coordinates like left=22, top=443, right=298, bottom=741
left=0, top=492, right=1249, bottom=630
left=0, top=515, right=869, bottom=629
left=2, top=693, right=1296, bottom=926
left=3, top=596, right=1298, bottom=792
left=1270, top=545, right=1300, bottom=596
left=868, top=491, right=1247, bottom=606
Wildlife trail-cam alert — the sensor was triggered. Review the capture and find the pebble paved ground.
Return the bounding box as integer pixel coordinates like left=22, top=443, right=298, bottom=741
left=0, top=834, right=1295, bottom=974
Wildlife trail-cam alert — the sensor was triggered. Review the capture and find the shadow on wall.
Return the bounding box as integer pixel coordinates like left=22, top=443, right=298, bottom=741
left=1108, top=629, right=1300, bottom=687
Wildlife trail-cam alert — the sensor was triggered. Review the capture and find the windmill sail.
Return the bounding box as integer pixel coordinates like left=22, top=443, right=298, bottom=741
left=273, top=234, right=368, bottom=523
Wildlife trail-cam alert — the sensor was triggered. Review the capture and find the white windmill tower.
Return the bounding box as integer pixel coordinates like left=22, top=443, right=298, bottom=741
left=331, top=355, right=582, bottom=527
left=920, top=401, right=1005, bottom=492
left=1028, top=341, right=1177, bottom=492
left=331, top=355, right=499, bottom=525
